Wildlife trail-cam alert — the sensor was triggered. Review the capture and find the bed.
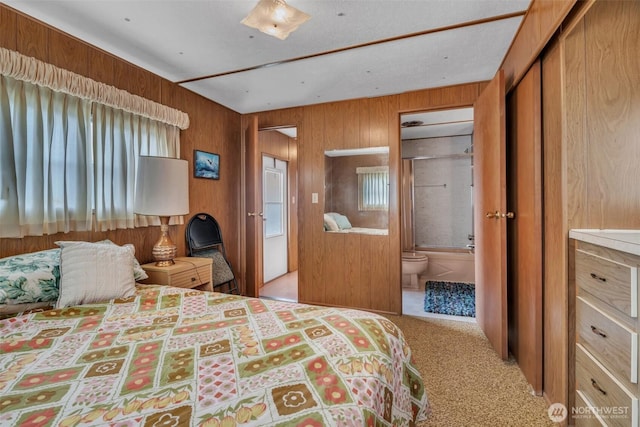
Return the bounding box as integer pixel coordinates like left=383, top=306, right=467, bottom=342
left=323, top=213, right=388, bottom=236
left=0, top=244, right=430, bottom=426
left=326, top=227, right=389, bottom=236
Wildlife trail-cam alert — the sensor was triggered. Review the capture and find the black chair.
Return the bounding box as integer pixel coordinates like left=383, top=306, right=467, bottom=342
left=185, top=213, right=239, bottom=294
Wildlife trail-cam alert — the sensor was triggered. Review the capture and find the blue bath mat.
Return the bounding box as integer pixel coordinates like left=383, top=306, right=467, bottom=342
left=424, top=281, right=475, bottom=317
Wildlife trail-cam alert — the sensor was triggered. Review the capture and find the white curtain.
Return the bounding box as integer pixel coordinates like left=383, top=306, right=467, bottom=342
left=0, top=47, right=189, bottom=130
left=92, top=103, right=179, bottom=231
left=357, top=166, right=389, bottom=211
left=0, top=75, right=181, bottom=238
left=0, top=75, right=92, bottom=238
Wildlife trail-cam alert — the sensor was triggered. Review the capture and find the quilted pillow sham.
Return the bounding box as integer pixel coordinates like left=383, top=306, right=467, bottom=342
left=0, top=249, right=60, bottom=305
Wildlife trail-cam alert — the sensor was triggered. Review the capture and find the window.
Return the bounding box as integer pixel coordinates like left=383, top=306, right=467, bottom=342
left=357, top=166, right=389, bottom=211
left=0, top=75, right=178, bottom=238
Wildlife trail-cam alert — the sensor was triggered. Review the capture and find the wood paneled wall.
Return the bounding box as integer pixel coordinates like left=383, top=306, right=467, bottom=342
left=500, top=0, right=576, bottom=92
left=259, top=129, right=291, bottom=160
left=0, top=6, right=242, bottom=274
left=246, top=83, right=485, bottom=314
left=541, top=0, right=640, bottom=412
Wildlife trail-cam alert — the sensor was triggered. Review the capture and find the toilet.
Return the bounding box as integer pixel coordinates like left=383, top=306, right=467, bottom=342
left=402, top=252, right=429, bottom=289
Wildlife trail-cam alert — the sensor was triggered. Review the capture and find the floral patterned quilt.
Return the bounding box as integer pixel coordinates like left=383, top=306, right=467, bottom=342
left=0, top=285, right=429, bottom=426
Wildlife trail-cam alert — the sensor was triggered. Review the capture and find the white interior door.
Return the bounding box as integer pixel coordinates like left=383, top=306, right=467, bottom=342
left=263, top=155, right=288, bottom=283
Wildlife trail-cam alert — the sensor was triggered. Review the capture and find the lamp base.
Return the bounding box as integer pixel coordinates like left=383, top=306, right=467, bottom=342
left=153, top=216, right=177, bottom=266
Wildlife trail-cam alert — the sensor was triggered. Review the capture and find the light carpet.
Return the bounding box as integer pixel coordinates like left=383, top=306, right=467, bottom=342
left=385, top=314, right=555, bottom=426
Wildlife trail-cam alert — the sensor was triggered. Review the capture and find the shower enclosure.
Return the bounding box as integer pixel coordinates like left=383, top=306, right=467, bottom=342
left=403, top=136, right=474, bottom=250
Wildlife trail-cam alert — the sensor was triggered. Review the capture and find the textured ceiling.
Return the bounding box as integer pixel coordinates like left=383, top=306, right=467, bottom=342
left=6, top=0, right=530, bottom=114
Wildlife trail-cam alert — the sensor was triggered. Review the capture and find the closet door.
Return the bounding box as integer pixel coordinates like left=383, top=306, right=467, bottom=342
left=507, top=60, right=543, bottom=394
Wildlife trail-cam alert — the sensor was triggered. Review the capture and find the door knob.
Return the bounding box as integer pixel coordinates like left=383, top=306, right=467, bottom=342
left=485, top=211, right=515, bottom=219
left=247, top=212, right=257, bottom=217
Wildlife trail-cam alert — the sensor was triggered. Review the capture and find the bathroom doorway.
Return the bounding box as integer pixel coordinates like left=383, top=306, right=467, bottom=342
left=400, top=108, right=476, bottom=322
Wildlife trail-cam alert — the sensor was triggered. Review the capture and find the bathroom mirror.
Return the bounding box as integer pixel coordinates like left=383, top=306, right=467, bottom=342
left=400, top=108, right=475, bottom=250
left=324, top=146, right=389, bottom=235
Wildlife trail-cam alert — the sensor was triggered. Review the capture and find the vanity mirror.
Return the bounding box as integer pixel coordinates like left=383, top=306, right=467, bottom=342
left=324, top=146, right=389, bottom=235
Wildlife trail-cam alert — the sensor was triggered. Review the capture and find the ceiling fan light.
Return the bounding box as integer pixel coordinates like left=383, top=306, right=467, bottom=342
left=241, top=0, right=310, bottom=40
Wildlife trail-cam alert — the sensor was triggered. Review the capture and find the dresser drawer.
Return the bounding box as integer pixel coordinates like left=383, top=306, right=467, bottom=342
left=576, top=344, right=638, bottom=427
left=170, top=265, right=211, bottom=288
left=575, top=389, right=608, bottom=426
left=577, top=296, right=638, bottom=384
left=576, top=248, right=638, bottom=318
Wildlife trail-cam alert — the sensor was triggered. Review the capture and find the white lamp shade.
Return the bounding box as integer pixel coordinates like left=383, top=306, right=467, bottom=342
left=135, top=156, right=189, bottom=216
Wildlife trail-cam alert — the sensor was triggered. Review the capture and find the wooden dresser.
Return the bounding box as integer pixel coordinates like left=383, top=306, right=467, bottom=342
left=570, top=230, right=640, bottom=427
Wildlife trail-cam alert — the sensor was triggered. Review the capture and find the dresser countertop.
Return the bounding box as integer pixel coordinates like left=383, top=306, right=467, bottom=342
left=569, top=229, right=640, bottom=256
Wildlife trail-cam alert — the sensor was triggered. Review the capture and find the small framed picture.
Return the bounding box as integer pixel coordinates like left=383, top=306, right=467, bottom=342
left=194, top=150, right=220, bottom=180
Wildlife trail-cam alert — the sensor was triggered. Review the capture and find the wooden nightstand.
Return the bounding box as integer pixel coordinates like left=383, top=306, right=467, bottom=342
left=140, top=257, right=213, bottom=291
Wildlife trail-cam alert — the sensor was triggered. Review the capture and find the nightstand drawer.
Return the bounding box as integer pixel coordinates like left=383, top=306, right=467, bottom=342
left=576, top=344, right=637, bottom=427
left=140, top=257, right=213, bottom=291
left=170, top=265, right=211, bottom=288
left=577, top=297, right=638, bottom=385
left=576, top=248, right=638, bottom=318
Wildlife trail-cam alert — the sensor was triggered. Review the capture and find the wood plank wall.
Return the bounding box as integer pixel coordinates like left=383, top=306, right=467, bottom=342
left=541, top=0, right=640, bottom=414
left=246, top=83, right=486, bottom=314
left=0, top=6, right=242, bottom=274
left=500, top=0, right=577, bottom=92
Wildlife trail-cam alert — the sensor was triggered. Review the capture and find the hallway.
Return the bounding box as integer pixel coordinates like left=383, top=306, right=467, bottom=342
left=259, top=271, right=298, bottom=302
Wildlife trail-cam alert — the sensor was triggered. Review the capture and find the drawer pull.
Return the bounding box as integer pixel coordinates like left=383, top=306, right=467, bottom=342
left=589, top=325, right=607, bottom=338
left=191, top=277, right=196, bottom=282
left=590, top=378, right=607, bottom=395
left=590, top=273, right=607, bottom=282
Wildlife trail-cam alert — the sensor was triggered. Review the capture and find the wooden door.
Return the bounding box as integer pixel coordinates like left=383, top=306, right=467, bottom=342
left=473, top=70, right=508, bottom=360
left=507, top=61, right=543, bottom=394
left=245, top=115, right=262, bottom=297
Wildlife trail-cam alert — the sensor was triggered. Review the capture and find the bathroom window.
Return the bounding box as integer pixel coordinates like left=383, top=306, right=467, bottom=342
left=357, top=166, right=389, bottom=211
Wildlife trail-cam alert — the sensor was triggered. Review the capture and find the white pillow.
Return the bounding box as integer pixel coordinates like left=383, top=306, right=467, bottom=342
left=55, top=241, right=136, bottom=308
left=95, top=239, right=148, bottom=281
left=323, top=213, right=340, bottom=231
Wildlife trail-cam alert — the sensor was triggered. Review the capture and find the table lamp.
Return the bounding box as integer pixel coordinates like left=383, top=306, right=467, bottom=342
left=134, top=156, right=189, bottom=266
